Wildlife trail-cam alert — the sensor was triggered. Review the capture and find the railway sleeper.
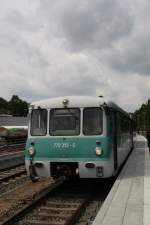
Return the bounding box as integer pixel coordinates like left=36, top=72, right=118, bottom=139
left=26, top=212, right=73, bottom=219
left=22, top=220, right=66, bottom=225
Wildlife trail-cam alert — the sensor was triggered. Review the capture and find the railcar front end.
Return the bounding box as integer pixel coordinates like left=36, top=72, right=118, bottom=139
left=24, top=96, right=133, bottom=181
left=25, top=105, right=115, bottom=180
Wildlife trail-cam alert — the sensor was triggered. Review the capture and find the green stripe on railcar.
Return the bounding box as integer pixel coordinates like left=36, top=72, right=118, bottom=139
left=25, top=137, right=112, bottom=161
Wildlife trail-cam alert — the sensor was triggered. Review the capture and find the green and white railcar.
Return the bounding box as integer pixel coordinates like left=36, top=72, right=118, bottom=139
left=24, top=96, right=133, bottom=181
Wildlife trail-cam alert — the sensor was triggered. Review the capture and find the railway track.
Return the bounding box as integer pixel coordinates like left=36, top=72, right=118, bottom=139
left=0, top=177, right=65, bottom=225
left=0, top=141, right=25, bottom=171
left=0, top=136, right=26, bottom=154
left=0, top=165, right=26, bottom=183
left=0, top=142, right=25, bottom=155
left=0, top=165, right=28, bottom=196
left=18, top=197, right=88, bottom=225
left=0, top=178, right=113, bottom=225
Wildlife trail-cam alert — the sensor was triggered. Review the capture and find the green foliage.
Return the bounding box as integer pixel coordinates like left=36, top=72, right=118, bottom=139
left=0, top=95, right=29, bottom=116
left=134, top=99, right=150, bottom=131
left=0, top=97, right=9, bottom=114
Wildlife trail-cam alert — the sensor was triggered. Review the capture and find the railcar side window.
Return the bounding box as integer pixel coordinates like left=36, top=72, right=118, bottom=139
left=83, top=108, right=103, bottom=135
left=30, top=109, right=47, bottom=136
left=50, top=108, right=80, bottom=136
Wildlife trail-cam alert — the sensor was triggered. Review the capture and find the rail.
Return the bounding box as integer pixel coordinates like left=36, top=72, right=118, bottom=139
left=0, top=177, right=64, bottom=225
left=0, top=178, right=113, bottom=225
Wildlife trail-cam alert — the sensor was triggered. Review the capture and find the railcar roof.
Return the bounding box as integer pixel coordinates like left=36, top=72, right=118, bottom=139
left=30, top=96, right=129, bottom=115
left=31, top=96, right=105, bottom=108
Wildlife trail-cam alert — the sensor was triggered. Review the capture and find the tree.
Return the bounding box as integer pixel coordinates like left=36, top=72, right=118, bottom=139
left=134, top=99, right=150, bottom=131
left=0, top=97, right=9, bottom=114
left=8, top=95, right=29, bottom=116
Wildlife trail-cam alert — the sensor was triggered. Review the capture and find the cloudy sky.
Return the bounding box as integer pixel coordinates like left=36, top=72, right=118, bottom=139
left=0, top=0, right=150, bottom=112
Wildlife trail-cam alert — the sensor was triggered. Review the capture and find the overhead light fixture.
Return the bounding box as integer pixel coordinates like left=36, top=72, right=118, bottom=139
left=62, top=99, right=69, bottom=107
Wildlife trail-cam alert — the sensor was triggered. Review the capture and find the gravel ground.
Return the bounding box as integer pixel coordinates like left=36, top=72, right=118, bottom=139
left=12, top=179, right=114, bottom=225
left=0, top=174, right=29, bottom=196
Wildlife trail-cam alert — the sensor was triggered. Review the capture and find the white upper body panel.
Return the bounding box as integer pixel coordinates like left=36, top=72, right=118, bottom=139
left=30, top=95, right=129, bottom=116
left=30, top=96, right=106, bottom=109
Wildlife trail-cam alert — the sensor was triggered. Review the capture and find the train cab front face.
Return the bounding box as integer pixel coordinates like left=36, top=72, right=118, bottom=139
left=25, top=100, right=112, bottom=179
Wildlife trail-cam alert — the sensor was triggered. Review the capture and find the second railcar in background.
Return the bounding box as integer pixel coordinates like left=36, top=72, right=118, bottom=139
left=0, top=126, right=28, bottom=138
left=24, top=96, right=134, bottom=181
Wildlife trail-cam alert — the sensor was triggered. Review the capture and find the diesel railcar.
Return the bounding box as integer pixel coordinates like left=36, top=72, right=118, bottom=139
left=24, top=96, right=134, bottom=181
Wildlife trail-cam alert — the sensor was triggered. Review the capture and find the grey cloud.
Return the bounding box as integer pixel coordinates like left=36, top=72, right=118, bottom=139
left=0, top=0, right=150, bottom=112
left=108, top=34, right=150, bottom=76
left=32, top=0, right=134, bottom=51
left=10, top=70, right=107, bottom=103
left=44, top=0, right=134, bottom=51
left=51, top=75, right=107, bottom=97
left=34, top=0, right=149, bottom=78
left=3, top=9, right=42, bottom=32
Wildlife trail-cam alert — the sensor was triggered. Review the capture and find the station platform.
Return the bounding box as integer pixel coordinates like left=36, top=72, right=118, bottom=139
left=92, top=135, right=149, bottom=225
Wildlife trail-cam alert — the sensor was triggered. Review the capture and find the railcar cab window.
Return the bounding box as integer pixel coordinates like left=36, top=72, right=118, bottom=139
left=83, top=108, right=103, bottom=135
left=30, top=109, right=47, bottom=136
left=50, top=108, right=80, bottom=136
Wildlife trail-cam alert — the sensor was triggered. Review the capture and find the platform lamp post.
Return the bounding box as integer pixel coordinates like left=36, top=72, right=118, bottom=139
left=142, top=112, right=146, bottom=135
left=136, top=114, right=140, bottom=133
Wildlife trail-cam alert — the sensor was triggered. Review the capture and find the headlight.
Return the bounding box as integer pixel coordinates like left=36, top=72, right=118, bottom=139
left=28, top=147, right=35, bottom=156
left=95, top=147, right=103, bottom=156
